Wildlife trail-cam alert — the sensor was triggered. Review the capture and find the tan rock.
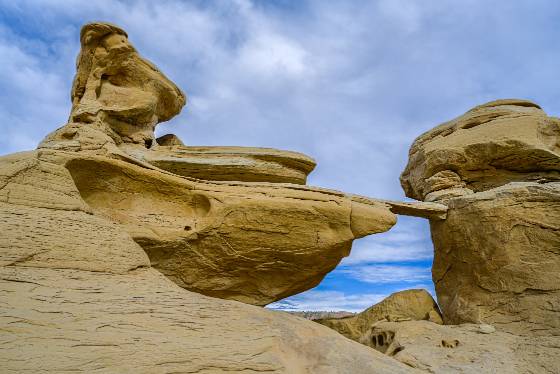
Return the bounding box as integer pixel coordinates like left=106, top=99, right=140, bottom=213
left=0, top=181, right=412, bottom=373
left=31, top=22, right=401, bottom=307
left=0, top=103, right=406, bottom=372
left=430, top=182, right=560, bottom=335
left=400, top=99, right=560, bottom=201
left=156, top=133, right=185, bottom=146
left=122, top=143, right=317, bottom=184
left=4, top=147, right=394, bottom=307
left=316, top=289, right=442, bottom=342
left=69, top=22, right=186, bottom=146
left=362, top=320, right=560, bottom=373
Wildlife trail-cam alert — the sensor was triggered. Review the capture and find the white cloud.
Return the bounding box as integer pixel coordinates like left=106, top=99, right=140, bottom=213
left=267, top=290, right=386, bottom=313
left=341, top=216, right=433, bottom=265
left=341, top=243, right=432, bottom=265
left=237, top=33, right=311, bottom=78
left=339, top=265, right=432, bottom=284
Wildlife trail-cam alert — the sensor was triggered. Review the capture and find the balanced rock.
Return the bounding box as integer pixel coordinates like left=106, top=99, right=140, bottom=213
left=400, top=99, right=560, bottom=202
left=316, top=289, right=442, bottom=342
left=10, top=21, right=398, bottom=308
left=400, top=99, right=560, bottom=336
left=42, top=22, right=318, bottom=185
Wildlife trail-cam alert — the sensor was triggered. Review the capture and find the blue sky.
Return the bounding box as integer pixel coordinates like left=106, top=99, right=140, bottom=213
left=1, top=0, right=560, bottom=312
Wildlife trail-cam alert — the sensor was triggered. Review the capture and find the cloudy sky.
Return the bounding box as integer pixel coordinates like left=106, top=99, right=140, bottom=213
left=1, top=0, right=559, bottom=312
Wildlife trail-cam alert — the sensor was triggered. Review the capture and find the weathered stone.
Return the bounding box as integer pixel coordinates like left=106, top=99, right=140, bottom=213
left=0, top=189, right=411, bottom=373
left=122, top=143, right=316, bottom=184
left=70, top=22, right=186, bottom=146
left=430, top=182, right=560, bottom=335
left=382, top=199, right=447, bottom=220
left=362, top=320, right=560, bottom=373
left=316, top=289, right=442, bottom=342
left=0, top=138, right=406, bottom=373
left=400, top=99, right=560, bottom=201
left=3, top=148, right=393, bottom=307
left=156, top=133, right=184, bottom=146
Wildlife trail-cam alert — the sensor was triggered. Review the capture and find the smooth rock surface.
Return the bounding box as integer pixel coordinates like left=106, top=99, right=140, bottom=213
left=316, top=289, right=443, bottom=342
left=400, top=99, right=560, bottom=201
left=430, top=182, right=560, bottom=335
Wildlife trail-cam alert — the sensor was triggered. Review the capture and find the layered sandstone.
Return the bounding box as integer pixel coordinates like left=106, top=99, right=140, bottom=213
left=0, top=21, right=421, bottom=373
left=122, top=143, right=317, bottom=184
left=33, top=22, right=400, bottom=306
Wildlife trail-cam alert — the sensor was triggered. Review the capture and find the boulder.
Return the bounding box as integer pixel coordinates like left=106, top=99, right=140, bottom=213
left=400, top=99, right=560, bottom=202
left=400, top=99, right=560, bottom=336
left=316, top=289, right=442, bottom=342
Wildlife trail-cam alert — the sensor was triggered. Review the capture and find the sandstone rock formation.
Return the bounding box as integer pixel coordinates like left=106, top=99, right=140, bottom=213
left=5, top=20, right=560, bottom=373
left=122, top=144, right=317, bottom=184
left=431, top=181, right=560, bottom=335
left=400, top=99, right=560, bottom=202
left=0, top=159, right=412, bottom=372
left=69, top=23, right=186, bottom=146
left=399, top=100, right=560, bottom=336
left=1, top=21, right=431, bottom=373
left=362, top=320, right=560, bottom=373
left=316, top=289, right=443, bottom=342
left=33, top=22, right=403, bottom=307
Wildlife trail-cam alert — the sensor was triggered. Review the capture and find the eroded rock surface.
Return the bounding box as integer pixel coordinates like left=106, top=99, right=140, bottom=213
left=62, top=152, right=394, bottom=305
left=316, top=289, right=442, bottom=342
left=431, top=182, right=560, bottom=335
left=0, top=161, right=412, bottom=373
left=400, top=99, right=560, bottom=337
left=69, top=22, right=186, bottom=146
left=400, top=99, right=560, bottom=202
left=33, top=22, right=399, bottom=306
left=122, top=143, right=317, bottom=184
left=362, top=320, right=560, bottom=373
